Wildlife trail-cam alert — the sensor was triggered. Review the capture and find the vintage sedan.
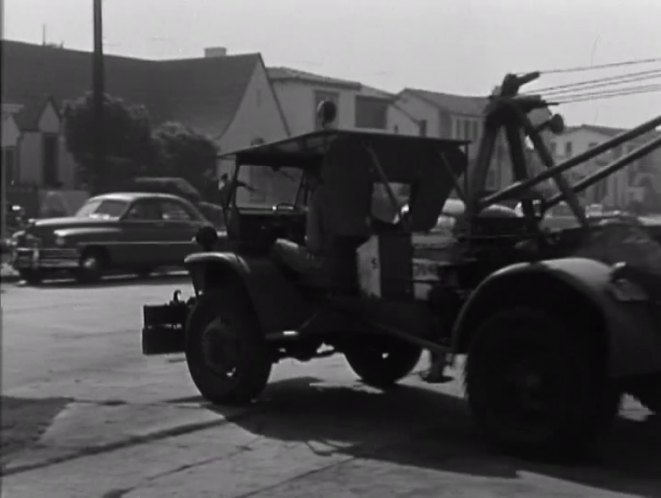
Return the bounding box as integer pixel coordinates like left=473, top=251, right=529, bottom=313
left=11, top=192, right=214, bottom=284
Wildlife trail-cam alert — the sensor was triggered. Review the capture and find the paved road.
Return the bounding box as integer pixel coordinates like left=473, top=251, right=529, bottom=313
left=1, top=276, right=660, bottom=497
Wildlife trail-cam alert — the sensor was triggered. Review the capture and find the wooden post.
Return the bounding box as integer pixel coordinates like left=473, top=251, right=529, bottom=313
left=92, top=0, right=105, bottom=193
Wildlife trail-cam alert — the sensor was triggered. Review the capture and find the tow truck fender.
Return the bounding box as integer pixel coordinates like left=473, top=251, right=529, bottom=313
left=184, top=252, right=313, bottom=334
left=452, top=257, right=661, bottom=378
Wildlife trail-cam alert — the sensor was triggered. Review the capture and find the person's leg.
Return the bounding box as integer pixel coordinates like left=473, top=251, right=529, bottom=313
left=272, top=239, right=326, bottom=275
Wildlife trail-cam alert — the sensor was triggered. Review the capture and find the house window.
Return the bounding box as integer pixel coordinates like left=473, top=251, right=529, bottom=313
left=549, top=142, right=557, bottom=157
left=2, top=147, right=18, bottom=185
left=464, top=120, right=472, bottom=141
left=42, top=134, right=59, bottom=187
left=355, top=96, right=387, bottom=129
left=419, top=120, right=427, bottom=137
left=314, top=90, right=339, bottom=130
left=565, top=141, right=573, bottom=158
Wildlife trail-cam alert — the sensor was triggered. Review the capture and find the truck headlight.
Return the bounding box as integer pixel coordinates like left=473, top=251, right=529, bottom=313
left=54, top=235, right=67, bottom=247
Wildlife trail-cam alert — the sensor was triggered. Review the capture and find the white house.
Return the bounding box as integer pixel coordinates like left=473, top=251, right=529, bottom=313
left=2, top=40, right=291, bottom=193
left=548, top=124, right=661, bottom=210
left=268, top=67, right=420, bottom=136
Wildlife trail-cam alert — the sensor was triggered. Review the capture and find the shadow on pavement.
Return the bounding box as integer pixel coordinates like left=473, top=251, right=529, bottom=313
left=1, top=396, right=73, bottom=471
left=199, top=376, right=661, bottom=497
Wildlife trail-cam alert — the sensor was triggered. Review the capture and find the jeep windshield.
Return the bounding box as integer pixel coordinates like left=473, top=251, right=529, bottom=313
left=75, top=198, right=129, bottom=219
left=232, top=165, right=303, bottom=209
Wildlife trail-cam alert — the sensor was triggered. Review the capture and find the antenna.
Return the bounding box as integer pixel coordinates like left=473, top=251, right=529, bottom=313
left=42, top=24, right=47, bottom=45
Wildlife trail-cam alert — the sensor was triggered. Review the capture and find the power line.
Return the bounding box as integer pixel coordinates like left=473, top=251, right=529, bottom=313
left=526, top=68, right=661, bottom=95
left=553, top=84, right=661, bottom=104
left=531, top=56, right=661, bottom=75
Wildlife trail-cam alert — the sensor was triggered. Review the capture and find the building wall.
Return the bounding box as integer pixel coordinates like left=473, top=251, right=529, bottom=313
left=393, top=92, right=440, bottom=137
left=18, top=132, right=41, bottom=184
left=218, top=62, right=291, bottom=205
left=386, top=105, right=420, bottom=135
left=549, top=128, right=627, bottom=208
left=218, top=62, right=290, bottom=177
left=272, top=80, right=418, bottom=136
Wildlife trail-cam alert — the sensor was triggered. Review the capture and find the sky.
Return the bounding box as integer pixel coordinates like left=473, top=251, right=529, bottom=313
left=3, top=0, right=661, bottom=128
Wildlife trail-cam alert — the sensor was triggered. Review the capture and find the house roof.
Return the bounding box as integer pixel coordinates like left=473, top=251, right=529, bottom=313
left=11, top=95, right=58, bottom=131
left=268, top=66, right=362, bottom=90
left=402, top=88, right=487, bottom=116
left=1, top=40, right=261, bottom=139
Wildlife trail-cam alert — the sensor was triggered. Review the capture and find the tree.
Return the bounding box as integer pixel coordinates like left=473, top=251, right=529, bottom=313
left=62, top=92, right=152, bottom=192
left=150, top=122, right=219, bottom=193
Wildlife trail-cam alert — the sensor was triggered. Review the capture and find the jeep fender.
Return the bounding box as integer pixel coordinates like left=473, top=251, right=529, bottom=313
left=184, top=252, right=313, bottom=334
left=452, top=257, right=661, bottom=378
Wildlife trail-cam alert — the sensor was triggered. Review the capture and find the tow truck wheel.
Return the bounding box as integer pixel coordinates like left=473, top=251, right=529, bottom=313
left=344, top=339, right=422, bottom=388
left=465, top=306, right=620, bottom=459
left=185, top=288, right=271, bottom=405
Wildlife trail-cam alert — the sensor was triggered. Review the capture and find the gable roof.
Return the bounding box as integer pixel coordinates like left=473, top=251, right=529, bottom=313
left=402, top=88, right=487, bottom=116
left=268, top=66, right=362, bottom=90
left=1, top=40, right=260, bottom=139
left=11, top=95, right=59, bottom=131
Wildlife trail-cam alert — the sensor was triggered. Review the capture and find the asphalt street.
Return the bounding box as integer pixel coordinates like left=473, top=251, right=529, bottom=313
left=1, top=275, right=660, bottom=497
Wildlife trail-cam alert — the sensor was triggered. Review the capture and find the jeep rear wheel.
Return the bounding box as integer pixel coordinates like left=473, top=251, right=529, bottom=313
left=185, top=288, right=271, bottom=405
left=465, top=306, right=620, bottom=459
left=344, top=339, right=422, bottom=388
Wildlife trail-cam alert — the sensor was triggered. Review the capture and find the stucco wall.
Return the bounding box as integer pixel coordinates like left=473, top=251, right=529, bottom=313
left=19, top=132, right=41, bottom=184
left=2, top=115, right=20, bottom=146
left=219, top=63, right=290, bottom=156
left=386, top=106, right=420, bottom=135
left=393, top=92, right=441, bottom=137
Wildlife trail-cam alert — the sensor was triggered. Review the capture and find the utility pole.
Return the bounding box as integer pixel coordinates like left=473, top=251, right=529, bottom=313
left=92, top=0, right=105, bottom=193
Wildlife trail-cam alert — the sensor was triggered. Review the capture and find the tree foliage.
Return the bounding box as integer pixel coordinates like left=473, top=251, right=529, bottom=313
left=150, top=122, right=219, bottom=193
left=62, top=92, right=153, bottom=191
left=62, top=93, right=219, bottom=194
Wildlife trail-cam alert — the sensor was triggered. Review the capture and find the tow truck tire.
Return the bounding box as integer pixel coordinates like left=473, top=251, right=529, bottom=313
left=465, top=306, right=620, bottom=460
left=344, top=339, right=422, bottom=388
left=185, top=287, right=271, bottom=405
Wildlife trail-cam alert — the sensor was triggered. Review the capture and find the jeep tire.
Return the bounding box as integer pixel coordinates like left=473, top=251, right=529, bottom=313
left=185, top=287, right=271, bottom=405
left=344, top=338, right=422, bottom=388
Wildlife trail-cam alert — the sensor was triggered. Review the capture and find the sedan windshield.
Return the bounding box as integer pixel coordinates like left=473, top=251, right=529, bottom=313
left=76, top=198, right=129, bottom=219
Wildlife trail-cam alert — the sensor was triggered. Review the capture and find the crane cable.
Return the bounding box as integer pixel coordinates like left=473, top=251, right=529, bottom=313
left=525, top=68, right=661, bottom=96
left=552, top=84, right=661, bottom=104
left=521, top=56, right=661, bottom=75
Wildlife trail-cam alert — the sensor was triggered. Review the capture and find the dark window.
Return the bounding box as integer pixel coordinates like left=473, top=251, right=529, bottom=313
left=549, top=142, right=557, bottom=156
left=314, top=90, right=339, bottom=130
left=355, top=96, right=387, bottom=129
left=2, top=147, right=17, bottom=185
left=565, top=141, right=573, bottom=157
left=419, top=120, right=427, bottom=137
left=161, top=200, right=193, bottom=221
left=125, top=200, right=161, bottom=220
left=42, top=134, right=59, bottom=187
left=464, top=120, right=472, bottom=141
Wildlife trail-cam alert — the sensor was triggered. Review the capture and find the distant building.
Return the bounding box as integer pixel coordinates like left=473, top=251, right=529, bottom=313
left=268, top=67, right=419, bottom=135
left=1, top=40, right=290, bottom=190
left=548, top=124, right=661, bottom=210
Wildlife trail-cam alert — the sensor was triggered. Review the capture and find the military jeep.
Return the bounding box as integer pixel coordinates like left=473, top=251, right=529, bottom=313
left=143, top=72, right=661, bottom=458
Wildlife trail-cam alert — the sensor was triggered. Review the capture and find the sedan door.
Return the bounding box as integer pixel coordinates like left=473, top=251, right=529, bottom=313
left=155, top=199, right=206, bottom=265
left=115, top=199, right=172, bottom=267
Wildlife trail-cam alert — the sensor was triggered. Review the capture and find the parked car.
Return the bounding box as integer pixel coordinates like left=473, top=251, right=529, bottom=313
left=125, top=177, right=226, bottom=228
left=11, top=192, right=216, bottom=284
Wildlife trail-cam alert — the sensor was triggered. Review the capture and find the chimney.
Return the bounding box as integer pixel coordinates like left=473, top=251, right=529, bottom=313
left=205, top=47, right=227, bottom=58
